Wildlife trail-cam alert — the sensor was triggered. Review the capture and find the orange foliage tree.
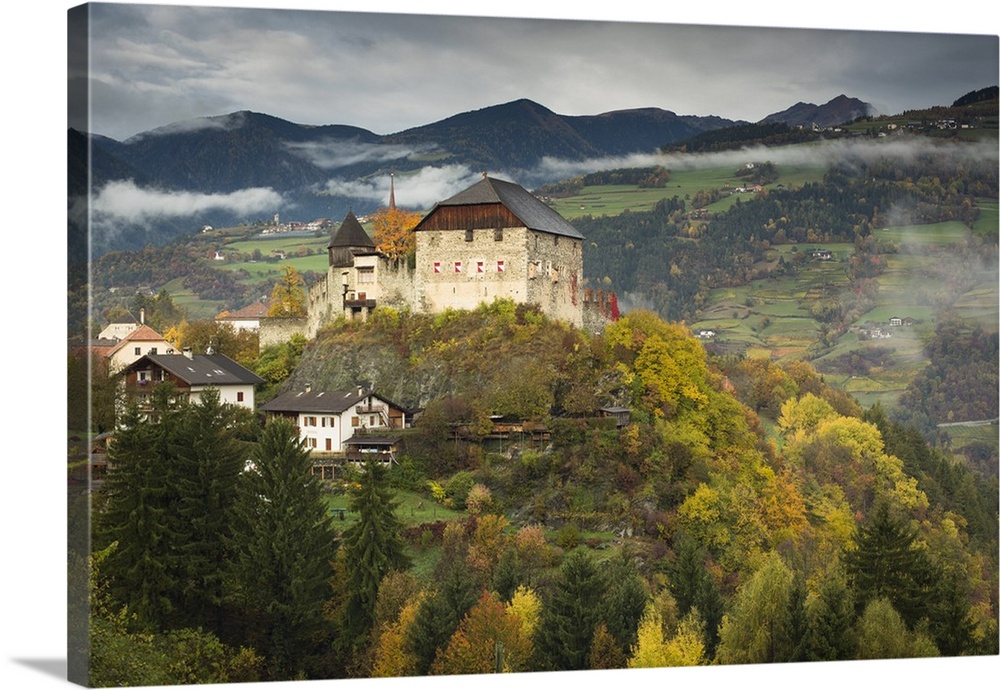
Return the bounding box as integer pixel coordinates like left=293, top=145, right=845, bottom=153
left=430, top=590, right=534, bottom=674
left=371, top=207, right=422, bottom=261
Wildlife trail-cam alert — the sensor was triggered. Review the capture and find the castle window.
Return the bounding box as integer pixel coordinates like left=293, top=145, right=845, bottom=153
left=433, top=262, right=441, bottom=274
left=477, top=261, right=484, bottom=273
left=494, top=228, right=503, bottom=241
left=465, top=229, right=474, bottom=242
left=454, top=261, right=462, bottom=273
left=497, top=260, right=505, bottom=273
left=357, top=267, right=374, bottom=284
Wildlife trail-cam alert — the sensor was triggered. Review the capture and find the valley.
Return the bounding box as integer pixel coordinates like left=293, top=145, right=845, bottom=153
left=92, top=139, right=998, bottom=429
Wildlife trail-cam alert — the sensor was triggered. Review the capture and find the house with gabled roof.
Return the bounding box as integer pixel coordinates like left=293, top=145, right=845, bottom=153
left=121, top=351, right=264, bottom=414
left=98, top=310, right=141, bottom=340
left=215, top=300, right=270, bottom=333
left=259, top=385, right=410, bottom=457
left=106, top=324, right=175, bottom=373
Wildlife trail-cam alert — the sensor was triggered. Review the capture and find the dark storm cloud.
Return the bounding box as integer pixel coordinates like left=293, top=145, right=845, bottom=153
left=80, top=1, right=998, bottom=142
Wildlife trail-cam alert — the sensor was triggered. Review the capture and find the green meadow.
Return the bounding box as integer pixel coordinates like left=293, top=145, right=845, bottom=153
left=692, top=216, right=997, bottom=412
left=549, top=163, right=827, bottom=220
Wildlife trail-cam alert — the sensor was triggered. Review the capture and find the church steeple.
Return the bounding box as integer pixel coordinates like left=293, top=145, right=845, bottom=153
left=389, top=173, right=396, bottom=211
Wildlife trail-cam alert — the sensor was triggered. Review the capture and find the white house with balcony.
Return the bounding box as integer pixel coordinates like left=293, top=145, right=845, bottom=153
left=259, top=386, right=410, bottom=456
left=120, top=350, right=263, bottom=415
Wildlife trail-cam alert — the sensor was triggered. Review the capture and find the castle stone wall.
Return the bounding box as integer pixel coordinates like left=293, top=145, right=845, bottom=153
left=414, top=226, right=531, bottom=314
left=260, top=316, right=308, bottom=348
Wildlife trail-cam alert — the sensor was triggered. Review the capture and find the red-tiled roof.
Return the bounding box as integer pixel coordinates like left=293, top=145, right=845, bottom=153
left=107, top=324, right=169, bottom=357
left=218, top=301, right=269, bottom=320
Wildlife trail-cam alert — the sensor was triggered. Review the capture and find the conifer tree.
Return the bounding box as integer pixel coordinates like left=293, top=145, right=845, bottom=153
left=95, top=391, right=186, bottom=631
left=535, top=549, right=607, bottom=670
left=340, top=457, right=411, bottom=652
left=843, top=502, right=937, bottom=628
left=225, top=416, right=337, bottom=680
left=600, top=551, right=648, bottom=656
left=802, top=564, right=857, bottom=661
left=405, top=557, right=479, bottom=674
left=171, top=388, right=252, bottom=632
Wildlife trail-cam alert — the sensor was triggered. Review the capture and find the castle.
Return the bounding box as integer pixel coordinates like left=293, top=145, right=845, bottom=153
left=305, top=174, right=618, bottom=337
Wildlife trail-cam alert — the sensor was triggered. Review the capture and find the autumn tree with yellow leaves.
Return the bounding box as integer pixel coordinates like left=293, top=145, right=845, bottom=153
left=371, top=206, right=422, bottom=261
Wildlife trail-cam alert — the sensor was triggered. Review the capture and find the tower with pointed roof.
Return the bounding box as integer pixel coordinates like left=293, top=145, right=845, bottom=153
left=327, top=210, right=376, bottom=268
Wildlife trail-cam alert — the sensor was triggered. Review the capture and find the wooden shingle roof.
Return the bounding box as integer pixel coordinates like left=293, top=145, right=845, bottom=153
left=417, top=175, right=584, bottom=240
left=328, top=210, right=375, bottom=249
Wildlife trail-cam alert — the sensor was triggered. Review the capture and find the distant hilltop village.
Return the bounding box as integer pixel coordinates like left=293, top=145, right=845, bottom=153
left=304, top=174, right=618, bottom=337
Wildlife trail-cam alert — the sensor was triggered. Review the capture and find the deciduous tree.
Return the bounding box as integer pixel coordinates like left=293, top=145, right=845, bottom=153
left=267, top=265, right=307, bottom=317
left=371, top=206, right=422, bottom=261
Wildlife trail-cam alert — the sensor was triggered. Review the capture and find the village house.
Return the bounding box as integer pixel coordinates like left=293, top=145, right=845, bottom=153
left=259, top=386, right=410, bottom=452
left=105, top=324, right=176, bottom=373
left=97, top=310, right=142, bottom=340
left=121, top=350, right=264, bottom=413
left=215, top=301, right=270, bottom=333
left=259, top=386, right=411, bottom=477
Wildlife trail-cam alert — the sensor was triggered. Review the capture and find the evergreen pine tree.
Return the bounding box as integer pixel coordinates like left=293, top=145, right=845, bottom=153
left=600, top=551, right=648, bottom=656
left=668, top=532, right=724, bottom=659
left=803, top=564, right=857, bottom=661
left=170, top=389, right=251, bottom=633
left=491, top=547, right=524, bottom=603
left=340, top=456, right=411, bottom=652
left=843, top=502, right=937, bottom=628
left=931, top=566, right=977, bottom=656
left=535, top=549, right=607, bottom=670
left=405, top=557, right=480, bottom=674
left=225, top=416, right=337, bottom=680
left=95, top=393, right=186, bottom=631
left=781, top=574, right=810, bottom=662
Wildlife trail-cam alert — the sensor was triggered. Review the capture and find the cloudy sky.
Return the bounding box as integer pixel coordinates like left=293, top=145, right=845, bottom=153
left=74, top=0, right=999, bottom=141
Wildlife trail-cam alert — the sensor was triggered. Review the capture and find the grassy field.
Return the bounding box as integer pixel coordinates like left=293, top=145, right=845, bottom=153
left=160, top=277, right=228, bottom=321
left=548, top=162, right=827, bottom=220
left=323, top=488, right=466, bottom=529
left=693, top=214, right=997, bottom=414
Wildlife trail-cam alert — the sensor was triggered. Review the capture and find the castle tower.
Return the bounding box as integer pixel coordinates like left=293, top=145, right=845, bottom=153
left=327, top=210, right=375, bottom=268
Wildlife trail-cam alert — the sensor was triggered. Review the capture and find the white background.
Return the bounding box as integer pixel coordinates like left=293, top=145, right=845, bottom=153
left=3, top=1, right=997, bottom=689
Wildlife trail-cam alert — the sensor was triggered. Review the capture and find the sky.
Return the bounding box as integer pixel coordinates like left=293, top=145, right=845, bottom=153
left=74, top=1, right=999, bottom=142
left=66, top=0, right=1000, bottom=218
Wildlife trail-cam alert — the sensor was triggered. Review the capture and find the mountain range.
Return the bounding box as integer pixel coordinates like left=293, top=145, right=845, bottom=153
left=71, top=94, right=875, bottom=256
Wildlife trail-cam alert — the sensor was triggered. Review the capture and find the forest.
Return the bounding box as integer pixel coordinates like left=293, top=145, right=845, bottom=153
left=78, top=302, right=999, bottom=685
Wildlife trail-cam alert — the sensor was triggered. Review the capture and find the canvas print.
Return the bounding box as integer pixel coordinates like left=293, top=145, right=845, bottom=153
left=67, top=2, right=999, bottom=687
